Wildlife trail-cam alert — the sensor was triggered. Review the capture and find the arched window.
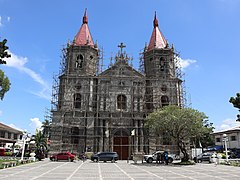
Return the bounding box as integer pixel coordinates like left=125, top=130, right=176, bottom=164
left=74, top=93, right=81, bottom=109
left=160, top=57, right=165, bottom=71
left=117, top=94, right=127, bottom=110
left=76, top=54, right=83, bottom=68
left=161, top=95, right=169, bottom=107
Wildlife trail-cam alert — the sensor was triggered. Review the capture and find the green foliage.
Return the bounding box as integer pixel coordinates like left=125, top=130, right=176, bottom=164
left=0, top=69, right=10, bottom=100
left=42, top=118, right=51, bottom=138
left=0, top=39, right=11, bottom=64
left=145, top=105, right=213, bottom=162
left=5, top=152, right=12, bottom=156
left=34, top=130, right=48, bottom=160
left=35, top=130, right=47, bottom=150
left=230, top=93, right=240, bottom=110
left=0, top=38, right=11, bottom=100
left=229, top=161, right=240, bottom=167
left=229, top=93, right=240, bottom=121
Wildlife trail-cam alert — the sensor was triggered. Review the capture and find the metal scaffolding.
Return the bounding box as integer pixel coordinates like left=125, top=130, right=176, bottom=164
left=50, top=42, right=185, bottom=159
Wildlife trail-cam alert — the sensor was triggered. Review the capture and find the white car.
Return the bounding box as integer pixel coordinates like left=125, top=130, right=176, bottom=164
left=143, top=151, right=178, bottom=163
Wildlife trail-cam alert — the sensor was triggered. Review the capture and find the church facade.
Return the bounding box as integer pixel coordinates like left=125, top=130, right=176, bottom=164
left=50, top=10, right=183, bottom=160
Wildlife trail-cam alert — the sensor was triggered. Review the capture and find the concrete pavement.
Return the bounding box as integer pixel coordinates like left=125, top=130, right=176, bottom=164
left=0, top=159, right=240, bottom=180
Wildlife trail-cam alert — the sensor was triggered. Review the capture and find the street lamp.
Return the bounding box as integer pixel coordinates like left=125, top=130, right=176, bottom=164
left=222, top=134, right=228, bottom=163
left=21, top=132, right=30, bottom=161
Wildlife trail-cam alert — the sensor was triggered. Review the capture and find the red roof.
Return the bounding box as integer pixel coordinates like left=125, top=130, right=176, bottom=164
left=74, top=9, right=94, bottom=47
left=148, top=12, right=167, bottom=51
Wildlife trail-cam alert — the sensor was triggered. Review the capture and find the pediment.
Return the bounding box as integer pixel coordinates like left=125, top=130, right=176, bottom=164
left=99, top=63, right=144, bottom=78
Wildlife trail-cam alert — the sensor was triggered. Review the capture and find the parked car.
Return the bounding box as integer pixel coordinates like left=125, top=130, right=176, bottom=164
left=0, top=148, right=6, bottom=156
left=91, top=152, right=118, bottom=162
left=143, top=151, right=176, bottom=163
left=193, top=152, right=214, bottom=163
left=50, top=152, right=75, bottom=162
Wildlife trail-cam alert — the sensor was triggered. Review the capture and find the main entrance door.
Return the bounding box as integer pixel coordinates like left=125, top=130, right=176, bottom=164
left=113, top=137, right=129, bottom=160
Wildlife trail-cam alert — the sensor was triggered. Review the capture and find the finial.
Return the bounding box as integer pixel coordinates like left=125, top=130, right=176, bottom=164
left=83, top=8, right=88, bottom=24
left=118, top=42, right=126, bottom=55
left=153, top=11, right=158, bottom=28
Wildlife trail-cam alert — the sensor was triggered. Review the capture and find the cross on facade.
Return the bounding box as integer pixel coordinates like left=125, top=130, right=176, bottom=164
left=118, top=42, right=126, bottom=54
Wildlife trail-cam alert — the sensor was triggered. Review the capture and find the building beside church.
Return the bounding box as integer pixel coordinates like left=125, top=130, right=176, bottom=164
left=50, top=10, right=184, bottom=159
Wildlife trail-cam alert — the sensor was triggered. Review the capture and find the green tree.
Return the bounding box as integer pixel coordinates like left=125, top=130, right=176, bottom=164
left=35, top=130, right=47, bottom=160
left=145, top=105, right=214, bottom=162
left=229, top=93, right=240, bottom=121
left=0, top=39, right=11, bottom=64
left=0, top=38, right=11, bottom=100
left=42, top=119, right=51, bottom=138
left=42, top=108, right=52, bottom=138
left=0, top=70, right=10, bottom=100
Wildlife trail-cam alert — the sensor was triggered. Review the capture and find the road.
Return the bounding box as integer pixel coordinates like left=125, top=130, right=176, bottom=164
left=0, top=159, right=240, bottom=180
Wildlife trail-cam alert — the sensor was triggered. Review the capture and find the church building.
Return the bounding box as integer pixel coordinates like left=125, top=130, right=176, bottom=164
left=50, top=10, right=183, bottom=160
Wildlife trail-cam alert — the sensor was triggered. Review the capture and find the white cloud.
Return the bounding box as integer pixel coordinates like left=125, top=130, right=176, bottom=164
left=0, top=16, right=10, bottom=27
left=29, top=117, right=43, bottom=133
left=214, top=118, right=240, bottom=132
left=4, top=51, right=51, bottom=100
left=175, top=56, right=197, bottom=70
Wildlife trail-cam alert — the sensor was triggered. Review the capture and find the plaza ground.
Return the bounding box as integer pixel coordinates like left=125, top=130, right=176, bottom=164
left=0, top=159, right=240, bottom=180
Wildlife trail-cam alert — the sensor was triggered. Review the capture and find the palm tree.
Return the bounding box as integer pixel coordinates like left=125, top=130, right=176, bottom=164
left=41, top=119, right=51, bottom=138
left=35, top=130, right=47, bottom=160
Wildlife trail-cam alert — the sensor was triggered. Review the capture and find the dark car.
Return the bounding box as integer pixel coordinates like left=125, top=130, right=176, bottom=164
left=50, top=152, right=75, bottom=162
left=193, top=152, right=213, bottom=163
left=91, top=152, right=118, bottom=162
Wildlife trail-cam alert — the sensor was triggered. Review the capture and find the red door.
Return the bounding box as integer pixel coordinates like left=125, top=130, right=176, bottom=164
left=113, top=137, right=129, bottom=160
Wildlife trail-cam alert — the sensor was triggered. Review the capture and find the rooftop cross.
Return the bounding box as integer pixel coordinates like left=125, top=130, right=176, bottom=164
left=118, top=42, right=126, bottom=54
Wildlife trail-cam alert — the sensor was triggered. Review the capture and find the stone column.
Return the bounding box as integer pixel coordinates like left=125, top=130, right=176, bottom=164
left=139, top=120, right=144, bottom=152
left=134, top=120, right=138, bottom=152
left=99, top=119, right=103, bottom=152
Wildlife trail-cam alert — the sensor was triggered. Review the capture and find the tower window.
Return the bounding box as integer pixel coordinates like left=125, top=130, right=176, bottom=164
left=117, top=94, right=127, bottom=110
left=74, top=93, right=81, bottom=109
left=160, top=57, right=165, bottom=71
left=161, top=96, right=169, bottom=107
left=76, top=54, right=83, bottom=68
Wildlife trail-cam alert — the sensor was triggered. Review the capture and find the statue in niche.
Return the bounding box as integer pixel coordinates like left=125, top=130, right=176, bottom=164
left=76, top=54, right=83, bottom=68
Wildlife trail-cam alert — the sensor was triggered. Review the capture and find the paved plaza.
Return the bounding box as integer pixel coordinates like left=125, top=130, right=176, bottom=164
left=1, top=159, right=240, bottom=180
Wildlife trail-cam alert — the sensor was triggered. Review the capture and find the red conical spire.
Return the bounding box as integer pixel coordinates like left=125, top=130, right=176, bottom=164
left=83, top=8, right=88, bottom=24
left=148, top=12, right=167, bottom=51
left=153, top=11, right=158, bottom=27
left=74, top=9, right=94, bottom=47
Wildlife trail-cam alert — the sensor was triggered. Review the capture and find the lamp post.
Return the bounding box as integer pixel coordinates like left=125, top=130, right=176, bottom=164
left=222, top=133, right=228, bottom=163
left=21, top=132, right=29, bottom=161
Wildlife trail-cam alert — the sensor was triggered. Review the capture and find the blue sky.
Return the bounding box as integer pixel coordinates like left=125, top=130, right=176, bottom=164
left=0, top=0, right=240, bottom=134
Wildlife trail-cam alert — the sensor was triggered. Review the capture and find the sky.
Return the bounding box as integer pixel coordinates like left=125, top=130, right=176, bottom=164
left=0, top=0, right=240, bottom=135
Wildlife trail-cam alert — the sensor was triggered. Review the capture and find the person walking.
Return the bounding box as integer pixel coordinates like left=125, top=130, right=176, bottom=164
left=164, top=151, right=168, bottom=165
left=156, top=152, right=160, bottom=164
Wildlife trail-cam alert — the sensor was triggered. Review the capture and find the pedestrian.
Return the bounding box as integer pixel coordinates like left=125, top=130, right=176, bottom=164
left=160, top=152, right=164, bottom=164
left=164, top=151, right=168, bottom=165
left=156, top=152, right=160, bottom=164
